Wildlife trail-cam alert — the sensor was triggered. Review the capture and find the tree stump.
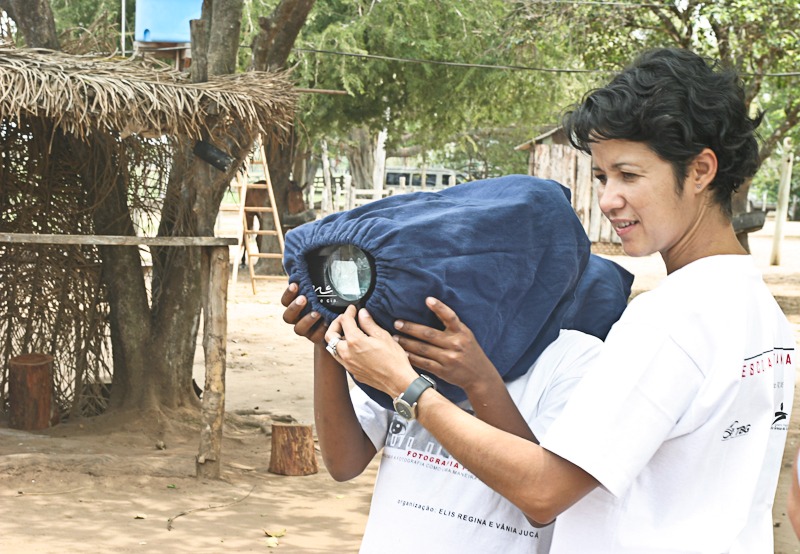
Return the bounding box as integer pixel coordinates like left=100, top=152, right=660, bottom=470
left=268, top=423, right=318, bottom=476
left=9, top=353, right=54, bottom=431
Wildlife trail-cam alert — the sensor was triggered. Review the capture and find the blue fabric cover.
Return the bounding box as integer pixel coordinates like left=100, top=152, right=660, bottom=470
left=283, top=174, right=630, bottom=409
left=566, top=254, right=634, bottom=340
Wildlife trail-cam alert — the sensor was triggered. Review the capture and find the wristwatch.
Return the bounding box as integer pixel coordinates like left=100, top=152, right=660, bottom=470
left=393, top=374, right=437, bottom=420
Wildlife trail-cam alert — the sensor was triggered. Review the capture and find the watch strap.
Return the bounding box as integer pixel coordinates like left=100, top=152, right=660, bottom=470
left=393, top=375, right=436, bottom=419
left=401, top=375, right=435, bottom=405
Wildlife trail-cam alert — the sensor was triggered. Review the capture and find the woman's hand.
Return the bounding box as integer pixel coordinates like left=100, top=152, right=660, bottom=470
left=397, top=297, right=536, bottom=443
left=325, top=305, right=418, bottom=398
left=280, top=283, right=328, bottom=345
left=393, top=297, right=500, bottom=397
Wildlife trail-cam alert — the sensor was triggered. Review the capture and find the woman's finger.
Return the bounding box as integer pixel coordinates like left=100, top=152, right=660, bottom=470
left=357, top=309, right=393, bottom=340
left=337, top=305, right=365, bottom=340
left=325, top=314, right=346, bottom=344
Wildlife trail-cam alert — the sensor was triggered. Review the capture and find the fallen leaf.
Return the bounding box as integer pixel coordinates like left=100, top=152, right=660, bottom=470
left=167, top=484, right=177, bottom=489
left=134, top=514, right=147, bottom=519
left=265, top=537, right=279, bottom=548
left=264, top=528, right=286, bottom=538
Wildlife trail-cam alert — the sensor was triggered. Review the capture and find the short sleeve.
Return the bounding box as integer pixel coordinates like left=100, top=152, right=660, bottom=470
left=540, top=321, right=703, bottom=497
left=512, top=330, right=602, bottom=439
left=350, top=384, right=392, bottom=451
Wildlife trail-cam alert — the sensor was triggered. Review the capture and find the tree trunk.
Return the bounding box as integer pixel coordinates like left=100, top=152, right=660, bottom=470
left=268, top=423, right=319, bottom=476
left=0, top=0, right=59, bottom=49
left=85, top=0, right=254, bottom=415
left=80, top=137, right=159, bottom=411
left=147, top=128, right=255, bottom=412
left=8, top=353, right=54, bottom=430
left=207, top=0, right=243, bottom=76
left=346, top=126, right=378, bottom=189
left=250, top=0, right=316, bottom=72
left=249, top=0, right=316, bottom=275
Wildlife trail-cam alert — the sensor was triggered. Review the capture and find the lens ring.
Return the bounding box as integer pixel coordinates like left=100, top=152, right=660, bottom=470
left=323, top=245, right=374, bottom=302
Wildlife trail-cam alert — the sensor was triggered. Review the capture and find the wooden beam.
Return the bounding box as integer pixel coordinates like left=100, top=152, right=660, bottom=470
left=294, top=87, right=348, bottom=95
left=0, top=233, right=236, bottom=247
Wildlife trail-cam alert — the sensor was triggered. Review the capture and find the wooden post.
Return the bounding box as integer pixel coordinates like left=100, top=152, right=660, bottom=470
left=771, top=138, right=794, bottom=266
left=321, top=140, right=334, bottom=215
left=9, top=353, right=54, bottom=431
left=268, top=422, right=319, bottom=476
left=344, top=175, right=355, bottom=209
left=373, top=128, right=387, bottom=198
left=196, top=246, right=230, bottom=479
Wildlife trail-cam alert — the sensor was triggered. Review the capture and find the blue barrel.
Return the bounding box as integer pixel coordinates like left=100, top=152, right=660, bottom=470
left=135, top=0, right=202, bottom=43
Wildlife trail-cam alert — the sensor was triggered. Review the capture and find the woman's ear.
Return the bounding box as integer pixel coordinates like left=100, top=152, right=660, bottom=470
left=691, top=148, right=718, bottom=191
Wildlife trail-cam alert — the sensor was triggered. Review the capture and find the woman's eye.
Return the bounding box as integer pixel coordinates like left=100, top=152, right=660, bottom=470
left=594, top=174, right=607, bottom=185
left=621, top=172, right=637, bottom=181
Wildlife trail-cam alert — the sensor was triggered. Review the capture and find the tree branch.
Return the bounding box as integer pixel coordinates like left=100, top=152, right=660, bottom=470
left=3, top=0, right=58, bottom=49
left=250, top=0, right=315, bottom=72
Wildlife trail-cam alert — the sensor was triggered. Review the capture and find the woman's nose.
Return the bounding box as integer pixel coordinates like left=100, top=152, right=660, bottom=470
left=597, top=180, right=624, bottom=214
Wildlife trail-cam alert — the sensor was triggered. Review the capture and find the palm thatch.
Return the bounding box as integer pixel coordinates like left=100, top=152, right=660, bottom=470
left=0, top=47, right=298, bottom=418
left=0, top=46, right=298, bottom=140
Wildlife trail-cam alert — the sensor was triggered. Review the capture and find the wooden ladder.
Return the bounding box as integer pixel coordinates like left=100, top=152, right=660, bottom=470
left=231, top=142, right=285, bottom=294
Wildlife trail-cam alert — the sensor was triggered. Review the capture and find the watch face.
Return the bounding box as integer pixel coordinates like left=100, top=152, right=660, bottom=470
left=393, top=399, right=415, bottom=420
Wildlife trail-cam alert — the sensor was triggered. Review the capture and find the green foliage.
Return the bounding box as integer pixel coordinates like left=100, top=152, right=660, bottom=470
left=51, top=0, right=134, bottom=52
left=511, top=0, right=800, bottom=200
left=258, top=0, right=595, bottom=176
left=48, top=0, right=800, bottom=187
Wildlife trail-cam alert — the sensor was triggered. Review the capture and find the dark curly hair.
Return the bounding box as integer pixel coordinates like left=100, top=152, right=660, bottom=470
left=562, top=48, right=762, bottom=218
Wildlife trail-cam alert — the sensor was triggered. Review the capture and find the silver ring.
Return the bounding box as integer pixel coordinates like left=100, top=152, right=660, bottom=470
left=326, top=336, right=344, bottom=357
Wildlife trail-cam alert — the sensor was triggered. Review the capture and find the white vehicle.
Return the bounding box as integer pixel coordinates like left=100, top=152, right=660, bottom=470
left=384, top=167, right=468, bottom=190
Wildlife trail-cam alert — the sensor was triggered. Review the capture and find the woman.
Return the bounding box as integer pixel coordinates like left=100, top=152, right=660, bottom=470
left=324, top=48, right=796, bottom=552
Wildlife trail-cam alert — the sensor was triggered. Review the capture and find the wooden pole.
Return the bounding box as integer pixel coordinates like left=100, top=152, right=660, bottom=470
left=771, top=138, right=794, bottom=266
left=9, top=353, right=54, bottom=431
left=321, top=140, right=333, bottom=215
left=373, top=129, right=387, bottom=200
left=196, top=246, right=230, bottom=479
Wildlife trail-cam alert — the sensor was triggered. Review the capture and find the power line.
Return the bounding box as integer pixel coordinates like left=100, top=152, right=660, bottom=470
left=293, top=47, right=800, bottom=78
left=293, top=48, right=608, bottom=74
left=524, top=1, right=668, bottom=6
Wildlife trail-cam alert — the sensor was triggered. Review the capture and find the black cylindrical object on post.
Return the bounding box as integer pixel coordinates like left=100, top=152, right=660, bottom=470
left=193, top=140, right=234, bottom=172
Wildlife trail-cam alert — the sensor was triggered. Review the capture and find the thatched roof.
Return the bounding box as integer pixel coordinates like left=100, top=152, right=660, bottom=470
left=0, top=47, right=298, bottom=140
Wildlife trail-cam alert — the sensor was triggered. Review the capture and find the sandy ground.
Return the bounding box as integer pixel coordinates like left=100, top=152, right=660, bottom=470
left=0, top=219, right=799, bottom=553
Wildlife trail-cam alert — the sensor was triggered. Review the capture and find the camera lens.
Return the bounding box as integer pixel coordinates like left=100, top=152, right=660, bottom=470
left=323, top=245, right=373, bottom=302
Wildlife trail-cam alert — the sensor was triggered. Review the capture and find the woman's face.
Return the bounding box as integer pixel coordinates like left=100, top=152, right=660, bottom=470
left=590, top=139, right=710, bottom=268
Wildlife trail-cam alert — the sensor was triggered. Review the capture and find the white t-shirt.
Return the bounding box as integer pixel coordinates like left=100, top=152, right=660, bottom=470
left=353, top=329, right=602, bottom=554
left=541, top=255, right=796, bottom=553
